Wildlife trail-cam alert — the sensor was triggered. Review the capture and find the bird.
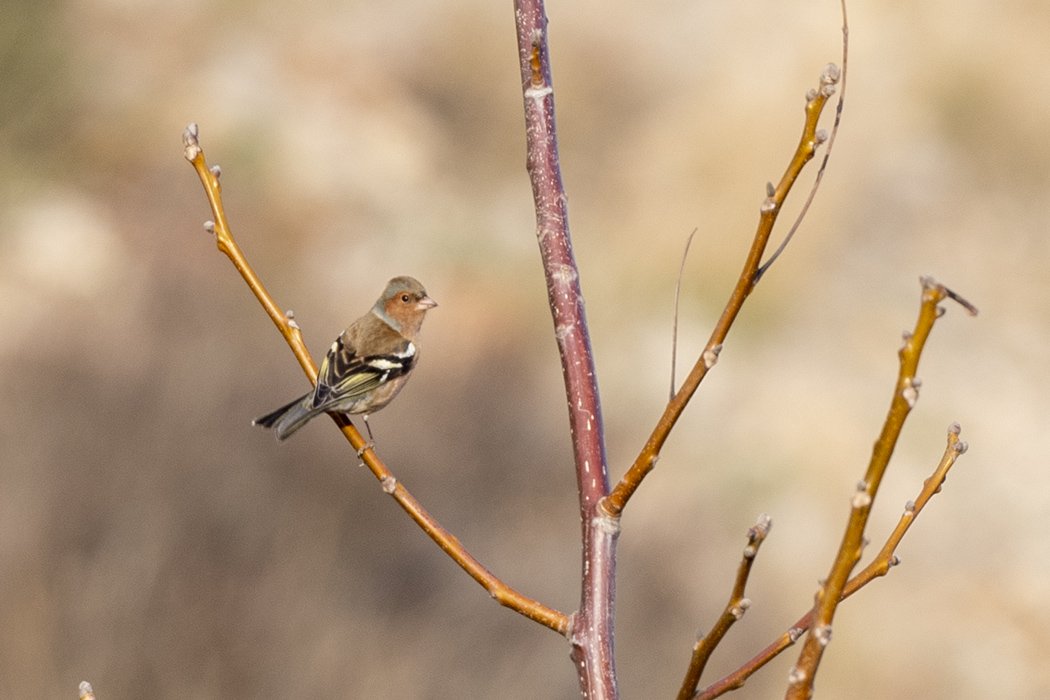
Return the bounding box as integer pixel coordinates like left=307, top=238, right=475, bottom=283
left=253, top=276, right=437, bottom=443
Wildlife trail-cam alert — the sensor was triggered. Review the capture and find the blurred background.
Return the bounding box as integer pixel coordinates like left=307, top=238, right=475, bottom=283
left=2, top=0, right=1048, bottom=697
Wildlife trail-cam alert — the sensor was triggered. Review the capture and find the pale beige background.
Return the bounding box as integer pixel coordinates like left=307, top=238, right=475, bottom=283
left=1, top=0, right=1047, bottom=698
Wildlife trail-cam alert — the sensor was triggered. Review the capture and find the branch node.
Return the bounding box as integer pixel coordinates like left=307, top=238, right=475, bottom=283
left=787, top=666, right=806, bottom=684
left=902, top=378, right=920, bottom=408
left=788, top=627, right=804, bottom=643
left=79, top=682, right=96, bottom=700
left=813, top=623, right=833, bottom=647
left=551, top=262, right=580, bottom=287
left=525, top=84, right=554, bottom=102
left=948, top=421, right=961, bottom=435
left=730, top=598, right=752, bottom=620
left=381, top=475, right=397, bottom=494
left=529, top=28, right=544, bottom=87
left=821, top=62, right=841, bottom=85
left=952, top=440, right=969, bottom=455
left=760, top=197, right=777, bottom=213
left=593, top=511, right=622, bottom=535
left=765, top=181, right=775, bottom=197
left=702, top=344, right=723, bottom=369
left=284, top=310, right=301, bottom=330
left=209, top=164, right=222, bottom=179
left=203, top=220, right=216, bottom=235
left=182, top=123, right=201, bottom=161
left=904, top=500, right=916, bottom=513
left=851, top=486, right=872, bottom=509
left=814, top=128, right=829, bottom=144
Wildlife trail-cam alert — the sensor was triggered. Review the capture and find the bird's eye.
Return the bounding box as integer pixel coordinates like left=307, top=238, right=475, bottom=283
left=401, top=294, right=411, bottom=302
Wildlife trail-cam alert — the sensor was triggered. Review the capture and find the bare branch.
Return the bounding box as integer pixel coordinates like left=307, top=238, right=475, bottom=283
left=697, top=423, right=969, bottom=700
left=512, top=4, right=619, bottom=696
left=601, top=61, right=841, bottom=519
left=755, top=0, right=850, bottom=283
left=182, top=124, right=570, bottom=636
left=677, top=514, right=772, bottom=700
left=784, top=277, right=977, bottom=700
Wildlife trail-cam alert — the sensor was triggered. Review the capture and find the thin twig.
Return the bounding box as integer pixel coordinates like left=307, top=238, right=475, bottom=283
left=677, top=515, right=772, bottom=700
left=671, top=229, right=699, bottom=401
left=784, top=277, right=977, bottom=700
left=754, top=0, right=850, bottom=283
left=182, top=123, right=569, bottom=636
left=697, top=423, right=969, bottom=700
left=601, top=62, right=841, bottom=519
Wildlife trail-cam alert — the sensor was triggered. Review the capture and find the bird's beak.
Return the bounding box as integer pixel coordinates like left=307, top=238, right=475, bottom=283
left=417, top=296, right=438, bottom=310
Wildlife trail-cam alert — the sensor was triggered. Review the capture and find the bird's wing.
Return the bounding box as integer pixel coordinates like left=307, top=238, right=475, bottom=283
left=311, top=334, right=416, bottom=410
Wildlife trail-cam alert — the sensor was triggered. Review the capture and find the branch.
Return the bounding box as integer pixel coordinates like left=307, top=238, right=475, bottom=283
left=677, top=515, right=773, bottom=700
left=512, top=7, right=618, bottom=698
left=784, top=277, right=977, bottom=700
left=696, top=422, right=969, bottom=700
left=755, top=0, right=849, bottom=283
left=601, top=63, right=841, bottom=518
left=513, top=3, right=609, bottom=518
left=182, top=124, right=569, bottom=636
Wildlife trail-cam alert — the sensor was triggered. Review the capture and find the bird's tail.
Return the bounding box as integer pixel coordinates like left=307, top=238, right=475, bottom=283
left=252, top=392, right=318, bottom=441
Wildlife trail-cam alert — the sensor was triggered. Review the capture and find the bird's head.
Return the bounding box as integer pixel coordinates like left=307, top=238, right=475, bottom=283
left=375, top=276, right=437, bottom=337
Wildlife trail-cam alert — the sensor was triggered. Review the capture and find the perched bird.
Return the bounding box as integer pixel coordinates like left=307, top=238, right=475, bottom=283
left=253, top=276, right=437, bottom=442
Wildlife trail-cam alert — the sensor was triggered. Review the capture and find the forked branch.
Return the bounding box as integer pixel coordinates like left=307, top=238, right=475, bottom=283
left=784, top=277, right=977, bottom=700
left=678, top=515, right=772, bottom=700
left=182, top=124, right=569, bottom=636
left=602, top=62, right=842, bottom=519
left=697, top=422, right=970, bottom=700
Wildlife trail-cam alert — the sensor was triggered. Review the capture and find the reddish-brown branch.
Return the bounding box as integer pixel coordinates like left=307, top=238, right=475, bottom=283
left=678, top=515, right=772, bottom=700
left=512, top=6, right=618, bottom=698
left=602, top=64, right=841, bottom=519
left=182, top=124, right=569, bottom=636
left=697, top=422, right=969, bottom=700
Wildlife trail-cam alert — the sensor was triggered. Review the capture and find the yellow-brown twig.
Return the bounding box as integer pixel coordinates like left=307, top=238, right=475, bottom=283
left=677, top=515, right=772, bottom=700
left=697, top=423, right=969, bottom=700
left=755, top=0, right=849, bottom=283
left=783, top=277, right=976, bottom=700
left=600, top=64, right=841, bottom=518
left=182, top=123, right=569, bottom=636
